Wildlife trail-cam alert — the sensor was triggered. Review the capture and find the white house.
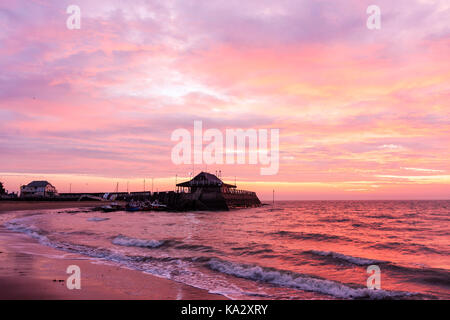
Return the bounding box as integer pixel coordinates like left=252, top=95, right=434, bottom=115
left=20, top=181, right=58, bottom=197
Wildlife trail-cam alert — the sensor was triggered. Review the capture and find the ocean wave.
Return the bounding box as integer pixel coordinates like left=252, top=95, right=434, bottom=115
left=318, top=217, right=351, bottom=223
left=271, top=230, right=354, bottom=242
left=3, top=225, right=259, bottom=299
left=112, top=235, right=165, bottom=248
left=365, top=214, right=396, bottom=219
left=87, top=217, right=110, bottom=222
left=4, top=220, right=51, bottom=244
left=306, top=250, right=385, bottom=266
left=5, top=218, right=441, bottom=299
left=64, top=231, right=97, bottom=236
left=174, top=243, right=217, bottom=252
left=207, top=258, right=417, bottom=299
left=377, top=226, right=431, bottom=233
left=230, top=244, right=274, bottom=256
left=307, top=250, right=450, bottom=289
left=243, top=249, right=274, bottom=255
left=4, top=223, right=203, bottom=267
left=4, top=221, right=114, bottom=259
left=386, top=264, right=450, bottom=288
left=368, top=242, right=445, bottom=255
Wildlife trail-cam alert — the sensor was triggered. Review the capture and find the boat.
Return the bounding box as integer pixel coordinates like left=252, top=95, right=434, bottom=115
left=140, top=200, right=167, bottom=211
left=149, top=200, right=167, bottom=211
left=125, top=200, right=141, bottom=212
left=98, top=202, right=123, bottom=212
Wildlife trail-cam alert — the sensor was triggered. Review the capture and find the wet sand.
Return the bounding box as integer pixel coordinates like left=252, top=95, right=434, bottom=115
left=0, top=218, right=226, bottom=300
left=0, top=201, right=113, bottom=213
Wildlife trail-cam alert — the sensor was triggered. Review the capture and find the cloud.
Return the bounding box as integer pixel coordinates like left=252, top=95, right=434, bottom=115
left=0, top=0, right=449, bottom=198
left=401, top=167, right=445, bottom=173
left=378, top=144, right=402, bottom=150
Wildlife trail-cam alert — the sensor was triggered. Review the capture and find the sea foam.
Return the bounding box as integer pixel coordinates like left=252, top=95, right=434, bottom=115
left=112, top=235, right=165, bottom=248
left=87, top=217, right=110, bottom=222
left=207, top=258, right=415, bottom=299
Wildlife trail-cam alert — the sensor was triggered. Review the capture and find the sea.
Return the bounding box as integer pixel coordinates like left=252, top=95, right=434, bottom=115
left=2, top=200, right=449, bottom=299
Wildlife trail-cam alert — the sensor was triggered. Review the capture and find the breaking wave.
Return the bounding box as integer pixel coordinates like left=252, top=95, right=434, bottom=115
left=87, top=217, right=110, bottom=222
left=3, top=220, right=267, bottom=299
left=5, top=220, right=115, bottom=259
left=5, top=199, right=449, bottom=300
left=4, top=220, right=50, bottom=244
left=306, top=250, right=385, bottom=266
left=112, top=235, right=165, bottom=248
left=207, top=258, right=417, bottom=299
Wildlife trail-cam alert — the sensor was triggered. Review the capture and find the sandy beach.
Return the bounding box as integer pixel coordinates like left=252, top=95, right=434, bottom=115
left=0, top=203, right=226, bottom=300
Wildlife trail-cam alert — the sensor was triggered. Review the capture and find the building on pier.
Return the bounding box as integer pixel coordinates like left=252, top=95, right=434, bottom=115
left=174, top=172, right=261, bottom=210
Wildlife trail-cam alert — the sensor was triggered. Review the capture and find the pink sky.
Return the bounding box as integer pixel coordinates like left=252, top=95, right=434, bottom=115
left=0, top=0, right=449, bottom=200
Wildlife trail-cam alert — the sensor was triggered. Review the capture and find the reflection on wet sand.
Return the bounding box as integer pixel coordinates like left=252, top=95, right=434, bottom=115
left=0, top=225, right=226, bottom=300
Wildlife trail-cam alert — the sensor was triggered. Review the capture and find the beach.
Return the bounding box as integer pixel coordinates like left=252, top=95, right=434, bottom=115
left=0, top=201, right=117, bottom=213
left=0, top=202, right=226, bottom=300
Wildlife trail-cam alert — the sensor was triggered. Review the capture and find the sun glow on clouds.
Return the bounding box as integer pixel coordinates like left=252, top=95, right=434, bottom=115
left=107, top=71, right=228, bottom=102
left=401, top=167, right=445, bottom=173
left=0, top=0, right=449, bottom=199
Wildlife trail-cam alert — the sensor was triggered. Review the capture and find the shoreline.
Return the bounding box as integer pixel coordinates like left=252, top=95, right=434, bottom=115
left=0, top=206, right=227, bottom=300
left=0, top=201, right=116, bottom=213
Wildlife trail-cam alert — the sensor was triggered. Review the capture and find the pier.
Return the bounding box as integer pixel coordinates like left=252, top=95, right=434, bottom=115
left=11, top=172, right=261, bottom=211
left=173, top=172, right=261, bottom=210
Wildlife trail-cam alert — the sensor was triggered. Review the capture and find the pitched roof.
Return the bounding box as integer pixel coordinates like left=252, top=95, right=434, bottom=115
left=197, top=172, right=222, bottom=183
left=176, top=172, right=236, bottom=188
left=26, top=181, right=53, bottom=188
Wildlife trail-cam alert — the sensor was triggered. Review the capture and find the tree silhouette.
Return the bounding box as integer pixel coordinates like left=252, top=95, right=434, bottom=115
left=0, top=182, right=6, bottom=195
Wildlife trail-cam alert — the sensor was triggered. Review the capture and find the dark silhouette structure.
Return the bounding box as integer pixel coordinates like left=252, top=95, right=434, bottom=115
left=173, top=172, right=261, bottom=210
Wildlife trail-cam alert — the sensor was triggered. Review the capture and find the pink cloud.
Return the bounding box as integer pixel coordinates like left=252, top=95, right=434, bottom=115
left=0, top=0, right=449, bottom=198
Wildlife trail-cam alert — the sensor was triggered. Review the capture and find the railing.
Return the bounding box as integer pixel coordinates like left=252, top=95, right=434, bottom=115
left=222, top=188, right=256, bottom=196
left=185, top=181, right=223, bottom=187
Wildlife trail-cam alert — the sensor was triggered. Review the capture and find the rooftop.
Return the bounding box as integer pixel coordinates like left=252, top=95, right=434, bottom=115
left=25, top=181, right=54, bottom=188
left=176, top=172, right=236, bottom=188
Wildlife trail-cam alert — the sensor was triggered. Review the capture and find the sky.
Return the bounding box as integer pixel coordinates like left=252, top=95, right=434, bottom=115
left=0, top=0, right=449, bottom=200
